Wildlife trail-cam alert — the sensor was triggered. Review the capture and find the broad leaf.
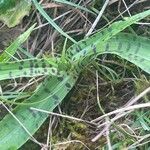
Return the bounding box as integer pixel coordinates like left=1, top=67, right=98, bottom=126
left=0, top=73, right=77, bottom=149
left=0, top=58, right=63, bottom=81
left=66, top=9, right=150, bottom=61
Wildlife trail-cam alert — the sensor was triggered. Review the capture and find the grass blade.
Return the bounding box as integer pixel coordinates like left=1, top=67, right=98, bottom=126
left=53, top=0, right=95, bottom=15
left=0, top=24, right=36, bottom=62
left=32, top=0, right=76, bottom=43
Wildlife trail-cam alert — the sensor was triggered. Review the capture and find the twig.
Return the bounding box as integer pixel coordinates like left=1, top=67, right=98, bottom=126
left=92, top=102, right=150, bottom=121
left=52, top=140, right=90, bottom=150
left=128, top=134, right=150, bottom=149
left=46, top=116, right=52, bottom=150
left=30, top=107, right=97, bottom=126
left=92, top=87, right=150, bottom=122
left=86, top=0, right=110, bottom=36
left=105, top=118, right=112, bottom=150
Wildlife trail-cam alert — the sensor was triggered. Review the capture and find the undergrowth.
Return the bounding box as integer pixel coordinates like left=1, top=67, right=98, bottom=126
left=0, top=0, right=150, bottom=150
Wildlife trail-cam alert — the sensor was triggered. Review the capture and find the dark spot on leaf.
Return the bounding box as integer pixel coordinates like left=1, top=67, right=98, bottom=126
left=19, top=66, right=23, bottom=70
left=49, top=64, right=52, bottom=68
left=30, top=62, right=34, bottom=68
left=20, top=61, right=24, bottom=65
left=83, top=50, right=87, bottom=56
left=139, top=58, right=144, bottom=62
left=117, top=42, right=122, bottom=50
left=42, top=82, right=46, bottom=87
left=107, top=27, right=113, bottom=36
left=75, top=47, right=80, bottom=52
left=47, top=77, right=51, bottom=81
left=23, top=72, right=27, bottom=75
left=30, top=68, right=33, bottom=74
left=34, top=59, right=37, bottom=63
left=51, top=68, right=56, bottom=74
left=73, top=76, right=77, bottom=80
left=78, top=45, right=82, bottom=50
left=135, top=42, right=141, bottom=54
left=9, top=71, right=12, bottom=78
left=82, top=41, right=87, bottom=46
left=100, top=30, right=104, bottom=35
left=67, top=71, right=70, bottom=76
left=78, top=62, right=83, bottom=69
left=68, top=51, right=73, bottom=56
left=65, top=83, right=71, bottom=88
left=91, top=44, right=97, bottom=55
left=44, top=88, right=50, bottom=93
left=35, top=64, right=39, bottom=68
left=57, top=76, right=64, bottom=81
left=44, top=68, right=47, bottom=72
left=34, top=94, right=38, bottom=97
left=126, top=42, right=131, bottom=52
left=52, top=94, right=59, bottom=102
left=69, top=46, right=73, bottom=50
left=72, top=57, right=76, bottom=61
left=105, top=43, right=109, bottom=51
left=42, top=63, right=46, bottom=68
left=57, top=71, right=62, bottom=76
left=115, top=35, right=119, bottom=40
left=133, top=36, right=137, bottom=42
left=28, top=109, right=37, bottom=118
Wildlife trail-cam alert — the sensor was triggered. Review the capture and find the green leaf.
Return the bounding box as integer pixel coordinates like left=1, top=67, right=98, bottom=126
left=53, top=0, right=95, bottom=15
left=0, top=0, right=31, bottom=27
left=32, top=0, right=77, bottom=43
left=66, top=9, right=150, bottom=61
left=0, top=74, right=77, bottom=149
left=0, top=58, right=63, bottom=81
left=0, top=24, right=36, bottom=62
left=68, top=33, right=150, bottom=75
left=66, top=9, right=150, bottom=74
left=1, top=91, right=31, bottom=100
left=102, top=33, right=150, bottom=74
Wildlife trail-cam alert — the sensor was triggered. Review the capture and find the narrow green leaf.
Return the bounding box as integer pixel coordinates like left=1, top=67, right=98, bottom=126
left=32, top=0, right=77, bottom=43
left=1, top=92, right=31, bottom=100
left=53, top=0, right=95, bottom=15
left=0, top=24, right=36, bottom=62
